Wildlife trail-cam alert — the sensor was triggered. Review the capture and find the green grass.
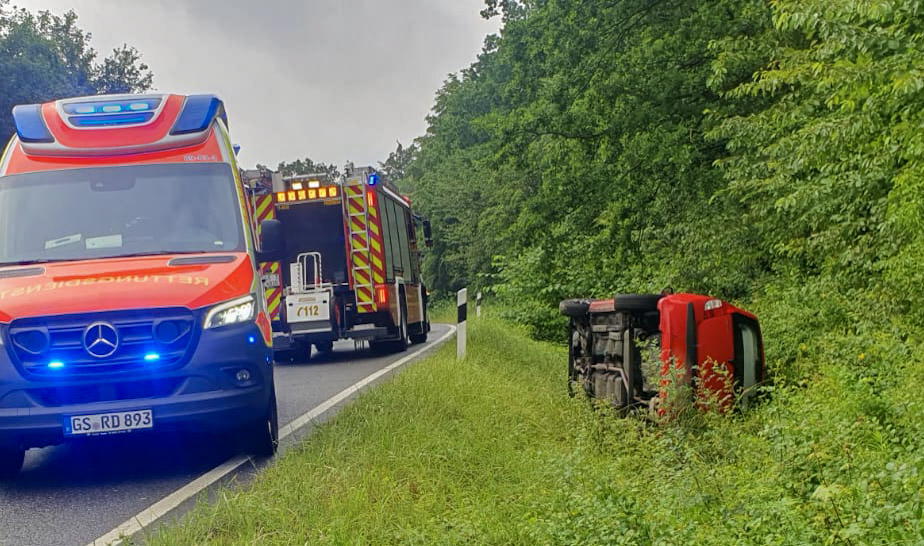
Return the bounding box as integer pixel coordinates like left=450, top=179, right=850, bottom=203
left=145, top=317, right=575, bottom=545
left=146, top=313, right=923, bottom=545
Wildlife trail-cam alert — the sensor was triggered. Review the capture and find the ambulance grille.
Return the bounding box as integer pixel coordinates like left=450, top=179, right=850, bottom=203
left=7, top=308, right=197, bottom=377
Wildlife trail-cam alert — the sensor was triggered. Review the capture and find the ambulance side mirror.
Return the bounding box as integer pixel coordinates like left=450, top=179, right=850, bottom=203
left=257, top=219, right=285, bottom=263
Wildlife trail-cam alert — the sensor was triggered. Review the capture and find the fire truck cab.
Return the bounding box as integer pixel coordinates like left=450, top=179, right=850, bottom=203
left=253, top=166, right=431, bottom=360
left=561, top=293, right=764, bottom=412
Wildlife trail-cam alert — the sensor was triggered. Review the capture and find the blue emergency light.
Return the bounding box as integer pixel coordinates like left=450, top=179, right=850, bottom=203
left=11, top=104, right=54, bottom=143
left=367, top=173, right=379, bottom=185
left=70, top=113, right=155, bottom=127
left=61, top=98, right=160, bottom=115
left=61, top=98, right=161, bottom=128
left=11, top=93, right=229, bottom=156
left=171, top=95, right=224, bottom=135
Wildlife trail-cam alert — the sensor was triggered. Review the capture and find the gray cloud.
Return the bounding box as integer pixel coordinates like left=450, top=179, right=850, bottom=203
left=12, top=0, right=498, bottom=168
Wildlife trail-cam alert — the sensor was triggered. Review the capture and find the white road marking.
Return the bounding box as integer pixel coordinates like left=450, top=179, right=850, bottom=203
left=88, top=325, right=456, bottom=546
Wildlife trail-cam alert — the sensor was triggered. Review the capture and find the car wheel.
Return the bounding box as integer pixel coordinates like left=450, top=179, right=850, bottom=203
left=0, top=447, right=25, bottom=480
left=242, top=391, right=278, bottom=458
left=559, top=298, right=591, bottom=318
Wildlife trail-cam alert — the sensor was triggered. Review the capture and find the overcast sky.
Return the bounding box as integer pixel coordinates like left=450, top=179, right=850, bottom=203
left=12, top=0, right=499, bottom=169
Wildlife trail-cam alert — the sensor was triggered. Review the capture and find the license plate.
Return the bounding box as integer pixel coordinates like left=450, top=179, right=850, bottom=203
left=64, top=409, right=153, bottom=436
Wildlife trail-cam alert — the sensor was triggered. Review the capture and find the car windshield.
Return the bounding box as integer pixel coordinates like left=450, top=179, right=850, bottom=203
left=0, top=163, right=245, bottom=265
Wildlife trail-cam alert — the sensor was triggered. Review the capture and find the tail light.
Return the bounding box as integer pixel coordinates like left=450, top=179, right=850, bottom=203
left=375, top=285, right=389, bottom=305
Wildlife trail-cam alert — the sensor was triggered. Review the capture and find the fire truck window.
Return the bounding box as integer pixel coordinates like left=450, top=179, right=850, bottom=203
left=402, top=209, right=417, bottom=283
left=385, top=197, right=403, bottom=277
left=381, top=197, right=396, bottom=281
left=392, top=201, right=411, bottom=279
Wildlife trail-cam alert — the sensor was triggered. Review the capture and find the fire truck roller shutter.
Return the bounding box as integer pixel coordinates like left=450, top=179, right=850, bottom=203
left=277, top=202, right=348, bottom=285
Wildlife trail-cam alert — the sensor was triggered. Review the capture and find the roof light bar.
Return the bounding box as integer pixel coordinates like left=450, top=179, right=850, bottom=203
left=62, top=98, right=161, bottom=116
left=11, top=104, right=54, bottom=143
left=276, top=187, right=340, bottom=204
left=70, top=112, right=156, bottom=127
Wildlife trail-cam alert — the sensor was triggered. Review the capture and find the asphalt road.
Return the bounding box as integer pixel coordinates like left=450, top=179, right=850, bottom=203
left=0, top=323, right=452, bottom=546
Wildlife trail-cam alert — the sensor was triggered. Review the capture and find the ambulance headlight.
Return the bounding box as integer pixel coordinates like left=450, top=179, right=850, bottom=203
left=204, top=294, right=256, bottom=329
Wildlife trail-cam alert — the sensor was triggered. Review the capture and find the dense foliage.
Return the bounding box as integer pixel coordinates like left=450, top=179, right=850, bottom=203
left=398, top=1, right=924, bottom=542
left=0, top=1, right=153, bottom=141
left=404, top=0, right=924, bottom=341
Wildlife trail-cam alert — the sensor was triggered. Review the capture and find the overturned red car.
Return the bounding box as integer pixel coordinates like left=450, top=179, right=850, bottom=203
left=560, top=293, right=764, bottom=412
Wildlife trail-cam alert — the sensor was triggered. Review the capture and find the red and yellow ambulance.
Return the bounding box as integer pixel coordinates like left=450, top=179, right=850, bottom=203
left=0, top=93, right=282, bottom=477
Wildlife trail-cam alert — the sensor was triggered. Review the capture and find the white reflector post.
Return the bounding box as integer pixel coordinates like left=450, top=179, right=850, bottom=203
left=457, top=288, right=467, bottom=360
left=476, top=291, right=482, bottom=318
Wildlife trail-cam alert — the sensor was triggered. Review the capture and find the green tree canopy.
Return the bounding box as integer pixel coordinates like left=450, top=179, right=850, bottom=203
left=274, top=157, right=341, bottom=180
left=0, top=2, right=154, bottom=141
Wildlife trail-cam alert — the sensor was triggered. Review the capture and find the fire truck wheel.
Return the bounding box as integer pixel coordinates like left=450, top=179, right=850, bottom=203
left=396, top=308, right=410, bottom=352
left=610, top=294, right=663, bottom=312
left=559, top=298, right=591, bottom=318
left=241, top=390, right=279, bottom=458
left=314, top=341, right=334, bottom=354
left=275, top=341, right=311, bottom=364
left=0, top=447, right=25, bottom=479
left=409, top=327, right=428, bottom=344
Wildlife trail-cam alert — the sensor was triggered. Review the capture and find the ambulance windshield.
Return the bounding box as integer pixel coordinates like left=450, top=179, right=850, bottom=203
left=0, top=163, right=245, bottom=266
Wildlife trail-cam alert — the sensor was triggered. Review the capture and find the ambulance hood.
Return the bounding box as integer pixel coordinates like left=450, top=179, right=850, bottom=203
left=0, top=253, right=255, bottom=322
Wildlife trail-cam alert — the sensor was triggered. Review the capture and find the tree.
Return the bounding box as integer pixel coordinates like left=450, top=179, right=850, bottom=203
left=405, top=0, right=772, bottom=332
left=378, top=141, right=418, bottom=189
left=275, top=158, right=341, bottom=180
left=0, top=4, right=154, bottom=140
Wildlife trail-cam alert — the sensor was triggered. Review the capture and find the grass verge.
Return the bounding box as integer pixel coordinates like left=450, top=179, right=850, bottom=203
left=146, top=313, right=922, bottom=545
left=145, top=317, right=574, bottom=545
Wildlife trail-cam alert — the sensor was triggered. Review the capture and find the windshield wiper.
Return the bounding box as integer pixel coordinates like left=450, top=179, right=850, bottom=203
left=0, top=258, right=73, bottom=267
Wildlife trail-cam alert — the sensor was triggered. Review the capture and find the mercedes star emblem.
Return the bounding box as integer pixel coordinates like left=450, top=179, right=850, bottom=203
left=83, top=322, right=119, bottom=358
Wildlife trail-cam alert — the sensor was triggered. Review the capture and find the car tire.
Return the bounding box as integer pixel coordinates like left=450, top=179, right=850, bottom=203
left=611, top=294, right=663, bottom=312
left=242, top=390, right=278, bottom=458
left=559, top=298, right=591, bottom=318
left=0, top=447, right=24, bottom=480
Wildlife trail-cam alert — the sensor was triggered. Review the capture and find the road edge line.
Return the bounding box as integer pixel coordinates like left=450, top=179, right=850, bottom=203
left=88, top=324, right=456, bottom=546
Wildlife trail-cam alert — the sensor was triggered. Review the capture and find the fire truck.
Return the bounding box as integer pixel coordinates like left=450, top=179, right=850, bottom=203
left=561, top=293, right=764, bottom=413
left=245, top=165, right=431, bottom=360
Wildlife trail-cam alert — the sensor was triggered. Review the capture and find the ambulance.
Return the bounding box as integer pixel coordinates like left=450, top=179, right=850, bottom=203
left=0, top=93, right=282, bottom=478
